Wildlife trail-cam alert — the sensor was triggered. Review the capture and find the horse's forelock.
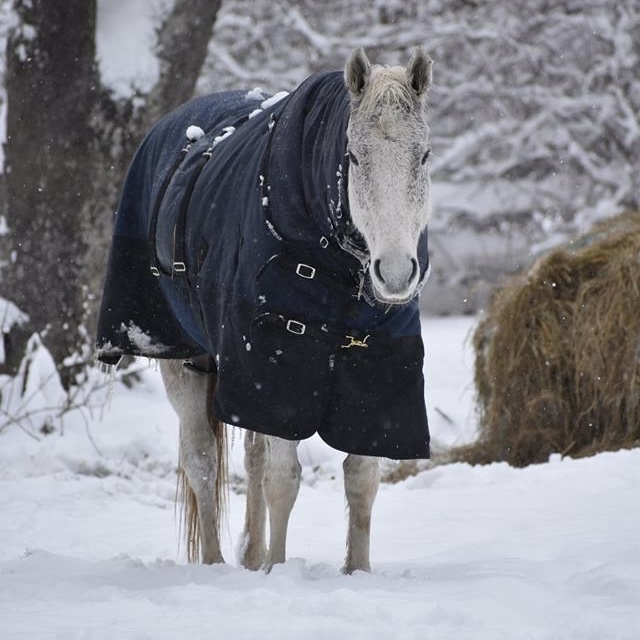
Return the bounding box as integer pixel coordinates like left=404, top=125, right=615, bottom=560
left=355, top=66, right=415, bottom=115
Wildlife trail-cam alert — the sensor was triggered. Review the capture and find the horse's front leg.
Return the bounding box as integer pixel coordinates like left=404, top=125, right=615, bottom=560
left=343, top=454, right=380, bottom=574
left=263, top=436, right=301, bottom=570
left=240, top=431, right=267, bottom=570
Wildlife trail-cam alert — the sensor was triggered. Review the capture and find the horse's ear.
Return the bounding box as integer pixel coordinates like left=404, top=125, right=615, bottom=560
left=345, top=48, right=371, bottom=98
left=407, top=47, right=432, bottom=98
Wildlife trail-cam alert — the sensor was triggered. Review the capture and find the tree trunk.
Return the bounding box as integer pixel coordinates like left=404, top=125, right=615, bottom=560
left=1, top=0, right=222, bottom=386
left=3, top=0, right=100, bottom=384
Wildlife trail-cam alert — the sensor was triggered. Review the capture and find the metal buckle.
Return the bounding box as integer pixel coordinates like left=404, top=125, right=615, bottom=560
left=173, top=261, right=186, bottom=273
left=150, top=266, right=160, bottom=277
left=319, top=236, right=329, bottom=249
left=341, top=334, right=370, bottom=349
left=296, top=263, right=316, bottom=279
left=286, top=319, right=306, bottom=335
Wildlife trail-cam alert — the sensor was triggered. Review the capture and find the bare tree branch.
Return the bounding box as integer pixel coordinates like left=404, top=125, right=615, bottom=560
left=146, top=0, right=222, bottom=124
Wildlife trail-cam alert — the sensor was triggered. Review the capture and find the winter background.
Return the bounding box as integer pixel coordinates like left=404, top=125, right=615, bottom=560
left=1, top=1, right=640, bottom=639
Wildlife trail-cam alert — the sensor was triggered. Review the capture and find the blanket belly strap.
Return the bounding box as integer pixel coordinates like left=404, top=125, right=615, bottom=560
left=257, top=251, right=361, bottom=298
left=254, top=311, right=372, bottom=350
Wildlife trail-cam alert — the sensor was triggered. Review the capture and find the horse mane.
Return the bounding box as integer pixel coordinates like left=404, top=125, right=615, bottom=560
left=357, top=66, right=414, bottom=115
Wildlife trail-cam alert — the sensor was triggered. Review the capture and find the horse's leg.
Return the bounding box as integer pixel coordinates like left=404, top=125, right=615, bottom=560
left=160, top=359, right=225, bottom=564
left=263, top=436, right=301, bottom=570
left=342, top=454, right=380, bottom=574
left=240, top=430, right=267, bottom=570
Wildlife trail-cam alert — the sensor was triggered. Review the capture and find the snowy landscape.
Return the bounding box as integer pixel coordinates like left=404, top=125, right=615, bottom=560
left=2, top=316, right=639, bottom=640
left=1, top=1, right=639, bottom=638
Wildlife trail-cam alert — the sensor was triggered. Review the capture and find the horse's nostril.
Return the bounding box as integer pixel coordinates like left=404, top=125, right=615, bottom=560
left=410, top=258, right=418, bottom=283
left=373, top=259, right=385, bottom=283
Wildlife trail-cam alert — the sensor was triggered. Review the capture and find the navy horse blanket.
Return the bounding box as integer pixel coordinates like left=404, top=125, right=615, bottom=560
left=96, top=71, right=431, bottom=459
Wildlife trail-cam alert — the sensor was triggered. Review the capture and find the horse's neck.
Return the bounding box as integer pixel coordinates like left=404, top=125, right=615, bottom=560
left=300, top=76, right=351, bottom=239
left=268, top=72, right=350, bottom=243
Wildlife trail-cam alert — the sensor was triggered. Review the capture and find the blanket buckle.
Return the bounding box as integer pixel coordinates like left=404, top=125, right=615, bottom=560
left=173, top=261, right=186, bottom=273
left=296, top=263, right=316, bottom=280
left=286, top=319, right=306, bottom=335
left=150, top=266, right=160, bottom=277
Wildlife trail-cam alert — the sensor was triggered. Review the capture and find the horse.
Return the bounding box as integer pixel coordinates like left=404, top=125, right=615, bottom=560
left=97, top=47, right=433, bottom=573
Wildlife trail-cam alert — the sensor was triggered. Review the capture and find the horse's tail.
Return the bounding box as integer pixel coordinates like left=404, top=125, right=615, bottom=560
left=177, top=370, right=228, bottom=563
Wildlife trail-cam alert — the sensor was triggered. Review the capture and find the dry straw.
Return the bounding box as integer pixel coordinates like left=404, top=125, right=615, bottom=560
left=454, top=211, right=640, bottom=467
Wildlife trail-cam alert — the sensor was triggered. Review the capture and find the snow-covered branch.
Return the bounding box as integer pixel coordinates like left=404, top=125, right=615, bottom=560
left=198, top=0, right=638, bottom=239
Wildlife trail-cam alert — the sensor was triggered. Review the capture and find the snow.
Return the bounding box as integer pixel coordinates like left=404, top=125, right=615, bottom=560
left=245, top=88, right=267, bottom=100
left=212, top=126, right=236, bottom=147
left=120, top=322, right=169, bottom=356
left=185, top=125, right=205, bottom=142
left=1, top=316, right=639, bottom=639
left=260, top=91, right=290, bottom=110
left=95, top=0, right=172, bottom=98
left=0, top=296, right=28, bottom=334
left=0, top=297, right=29, bottom=365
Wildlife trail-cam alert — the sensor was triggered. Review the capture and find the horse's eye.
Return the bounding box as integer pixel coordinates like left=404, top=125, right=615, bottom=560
left=348, top=150, right=359, bottom=167
left=421, top=149, right=432, bottom=165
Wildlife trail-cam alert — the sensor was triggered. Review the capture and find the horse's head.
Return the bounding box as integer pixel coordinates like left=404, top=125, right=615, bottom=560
left=345, top=47, right=432, bottom=304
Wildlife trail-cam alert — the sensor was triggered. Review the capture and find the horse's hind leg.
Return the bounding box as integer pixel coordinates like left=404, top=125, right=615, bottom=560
left=240, top=431, right=267, bottom=570
left=343, top=454, right=380, bottom=574
left=264, top=436, right=301, bottom=570
left=160, top=359, right=225, bottom=564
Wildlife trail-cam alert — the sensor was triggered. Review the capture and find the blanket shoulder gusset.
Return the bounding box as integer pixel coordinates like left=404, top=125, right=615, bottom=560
left=96, top=91, right=265, bottom=362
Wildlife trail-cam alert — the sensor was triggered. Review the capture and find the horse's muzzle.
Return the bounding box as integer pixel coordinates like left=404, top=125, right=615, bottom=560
left=371, top=254, right=419, bottom=304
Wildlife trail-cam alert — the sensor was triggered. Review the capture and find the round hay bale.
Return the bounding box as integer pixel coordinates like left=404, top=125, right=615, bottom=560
left=458, top=211, right=640, bottom=467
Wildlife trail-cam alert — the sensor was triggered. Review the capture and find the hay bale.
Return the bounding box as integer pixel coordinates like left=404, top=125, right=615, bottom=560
left=458, top=212, right=640, bottom=467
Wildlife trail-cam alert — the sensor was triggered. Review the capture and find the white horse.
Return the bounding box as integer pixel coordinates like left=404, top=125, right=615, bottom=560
left=161, top=47, right=433, bottom=573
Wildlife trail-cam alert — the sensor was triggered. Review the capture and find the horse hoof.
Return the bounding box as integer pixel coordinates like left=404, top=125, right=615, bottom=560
left=201, top=551, right=225, bottom=565
left=341, top=562, right=372, bottom=575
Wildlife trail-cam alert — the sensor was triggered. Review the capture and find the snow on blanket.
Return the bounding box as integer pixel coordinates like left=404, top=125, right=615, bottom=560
left=1, top=317, right=639, bottom=640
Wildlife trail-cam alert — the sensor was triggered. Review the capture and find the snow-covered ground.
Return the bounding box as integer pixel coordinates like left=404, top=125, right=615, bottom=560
left=1, top=316, right=639, bottom=640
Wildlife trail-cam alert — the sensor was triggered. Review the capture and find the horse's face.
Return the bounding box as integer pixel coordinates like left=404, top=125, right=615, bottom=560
left=345, top=48, right=432, bottom=304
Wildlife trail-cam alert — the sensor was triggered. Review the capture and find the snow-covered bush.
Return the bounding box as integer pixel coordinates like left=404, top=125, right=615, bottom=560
left=1, top=296, right=129, bottom=438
